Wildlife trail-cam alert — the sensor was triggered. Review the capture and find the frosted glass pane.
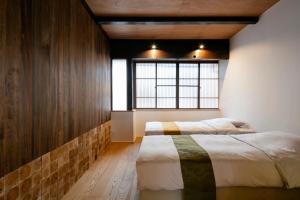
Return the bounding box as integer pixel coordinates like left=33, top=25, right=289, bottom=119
left=157, top=86, right=176, bottom=97
left=157, top=98, right=176, bottom=108
left=136, top=79, right=155, bottom=97
left=112, top=59, right=127, bottom=111
left=200, top=98, right=218, bottom=108
left=157, top=79, right=176, bottom=85
left=200, top=63, right=218, bottom=78
left=157, top=63, right=176, bottom=78
left=179, top=98, right=197, bottom=108
left=200, top=80, right=218, bottom=97
left=136, top=63, right=156, bottom=78
left=179, top=87, right=198, bottom=97
left=179, top=63, right=198, bottom=78
left=136, top=98, right=155, bottom=108
left=135, top=62, right=219, bottom=109
left=179, top=79, right=198, bottom=86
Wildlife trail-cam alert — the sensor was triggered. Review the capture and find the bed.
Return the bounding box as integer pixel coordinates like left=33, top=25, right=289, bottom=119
left=136, top=132, right=300, bottom=200
left=145, top=118, right=256, bottom=136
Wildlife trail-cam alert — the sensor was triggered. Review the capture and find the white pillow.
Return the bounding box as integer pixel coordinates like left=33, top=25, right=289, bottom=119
left=215, top=118, right=248, bottom=128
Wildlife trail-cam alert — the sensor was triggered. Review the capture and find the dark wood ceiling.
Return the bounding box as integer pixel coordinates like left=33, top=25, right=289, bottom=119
left=85, top=0, right=279, bottom=39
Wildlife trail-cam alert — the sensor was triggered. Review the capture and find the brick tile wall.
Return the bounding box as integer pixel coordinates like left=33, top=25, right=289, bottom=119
left=0, top=121, right=111, bottom=200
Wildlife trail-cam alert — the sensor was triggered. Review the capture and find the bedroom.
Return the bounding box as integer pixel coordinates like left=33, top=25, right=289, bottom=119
left=0, top=0, right=300, bottom=200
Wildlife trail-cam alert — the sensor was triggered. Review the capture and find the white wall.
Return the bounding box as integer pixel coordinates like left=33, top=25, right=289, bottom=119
left=111, top=111, right=135, bottom=142
left=221, top=0, right=300, bottom=134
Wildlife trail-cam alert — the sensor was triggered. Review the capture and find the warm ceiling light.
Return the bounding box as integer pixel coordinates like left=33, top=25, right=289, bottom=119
left=199, top=44, right=205, bottom=49
left=151, top=44, right=157, bottom=49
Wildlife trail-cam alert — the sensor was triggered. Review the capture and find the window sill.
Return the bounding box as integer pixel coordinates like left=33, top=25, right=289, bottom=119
left=111, top=110, right=134, bottom=112
left=132, top=108, right=220, bottom=111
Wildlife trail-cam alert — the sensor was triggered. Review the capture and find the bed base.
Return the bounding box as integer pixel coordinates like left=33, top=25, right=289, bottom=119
left=139, top=187, right=300, bottom=200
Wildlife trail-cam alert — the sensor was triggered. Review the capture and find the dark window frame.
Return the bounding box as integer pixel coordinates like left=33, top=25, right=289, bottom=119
left=133, top=60, right=219, bottom=110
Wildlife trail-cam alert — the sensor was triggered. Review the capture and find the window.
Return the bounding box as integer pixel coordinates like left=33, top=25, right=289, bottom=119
left=134, top=61, right=219, bottom=109
left=179, top=63, right=199, bottom=108
left=112, top=59, right=127, bottom=111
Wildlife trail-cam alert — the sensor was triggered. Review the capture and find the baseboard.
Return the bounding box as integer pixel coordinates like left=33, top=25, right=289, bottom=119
left=111, top=140, right=135, bottom=143
left=135, top=136, right=143, bottom=143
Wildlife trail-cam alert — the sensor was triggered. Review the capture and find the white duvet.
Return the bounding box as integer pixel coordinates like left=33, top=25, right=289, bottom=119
left=233, top=132, right=300, bottom=189
left=145, top=118, right=255, bottom=136
left=136, top=132, right=300, bottom=191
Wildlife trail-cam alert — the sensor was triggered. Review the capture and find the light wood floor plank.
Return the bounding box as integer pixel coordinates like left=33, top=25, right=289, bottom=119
left=63, top=142, right=140, bottom=200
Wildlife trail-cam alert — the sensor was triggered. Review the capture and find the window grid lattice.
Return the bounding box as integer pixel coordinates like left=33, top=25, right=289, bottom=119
left=135, top=62, right=219, bottom=109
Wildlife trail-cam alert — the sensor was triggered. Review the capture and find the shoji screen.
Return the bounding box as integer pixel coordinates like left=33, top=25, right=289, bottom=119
left=156, top=63, right=176, bottom=108
left=179, top=63, right=199, bottom=108
left=200, top=63, right=219, bottom=108
left=135, top=63, right=156, bottom=108
left=135, top=61, right=219, bottom=109
left=112, top=59, right=127, bottom=111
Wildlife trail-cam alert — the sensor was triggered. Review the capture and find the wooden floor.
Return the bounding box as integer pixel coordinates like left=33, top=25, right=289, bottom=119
left=63, top=142, right=141, bottom=200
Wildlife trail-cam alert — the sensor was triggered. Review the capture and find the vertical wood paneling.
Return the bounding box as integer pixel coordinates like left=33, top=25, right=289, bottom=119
left=0, top=0, right=111, bottom=177
left=20, top=0, right=33, bottom=167
left=2, top=0, right=22, bottom=176
left=0, top=0, right=7, bottom=177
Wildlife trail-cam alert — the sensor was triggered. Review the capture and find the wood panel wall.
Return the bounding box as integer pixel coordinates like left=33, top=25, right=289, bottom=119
left=0, top=0, right=111, bottom=177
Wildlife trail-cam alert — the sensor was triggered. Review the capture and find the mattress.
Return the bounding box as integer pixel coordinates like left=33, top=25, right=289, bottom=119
left=144, top=118, right=256, bottom=136
left=136, top=132, right=300, bottom=191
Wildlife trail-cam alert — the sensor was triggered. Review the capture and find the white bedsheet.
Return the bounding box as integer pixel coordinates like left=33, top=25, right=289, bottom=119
left=233, top=132, right=300, bottom=189
left=145, top=118, right=255, bottom=136
left=137, top=134, right=283, bottom=190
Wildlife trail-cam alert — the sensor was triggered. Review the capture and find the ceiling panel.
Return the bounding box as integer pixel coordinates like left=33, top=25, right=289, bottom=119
left=102, top=24, right=247, bottom=39
left=85, top=0, right=279, bottom=39
left=86, top=0, right=279, bottom=17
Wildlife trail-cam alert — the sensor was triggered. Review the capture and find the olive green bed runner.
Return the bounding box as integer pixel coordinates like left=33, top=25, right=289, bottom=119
left=172, top=135, right=216, bottom=200
left=162, top=122, right=181, bottom=135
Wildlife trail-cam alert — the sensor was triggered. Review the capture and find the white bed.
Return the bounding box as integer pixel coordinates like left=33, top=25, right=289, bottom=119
left=136, top=132, right=300, bottom=200
left=145, top=118, right=256, bottom=136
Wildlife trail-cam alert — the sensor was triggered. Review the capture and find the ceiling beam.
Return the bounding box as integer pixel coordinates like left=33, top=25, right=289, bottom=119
left=96, top=16, right=259, bottom=25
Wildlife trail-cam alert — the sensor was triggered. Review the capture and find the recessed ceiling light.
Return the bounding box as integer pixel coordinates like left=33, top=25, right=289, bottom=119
left=199, top=44, right=205, bottom=49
